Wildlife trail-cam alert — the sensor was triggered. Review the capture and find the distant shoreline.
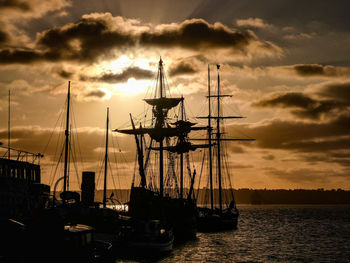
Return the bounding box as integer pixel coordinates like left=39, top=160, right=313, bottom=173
left=53, top=188, right=350, bottom=205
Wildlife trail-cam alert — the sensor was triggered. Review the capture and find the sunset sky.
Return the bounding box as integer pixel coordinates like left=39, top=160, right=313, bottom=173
left=0, top=0, right=349, bottom=190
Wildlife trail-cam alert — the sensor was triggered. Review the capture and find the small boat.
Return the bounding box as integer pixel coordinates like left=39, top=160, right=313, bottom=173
left=116, top=217, right=174, bottom=255
left=64, top=223, right=113, bottom=262
left=0, top=215, right=112, bottom=262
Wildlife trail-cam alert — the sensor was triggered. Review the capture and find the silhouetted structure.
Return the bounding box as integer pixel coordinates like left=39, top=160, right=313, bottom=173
left=116, top=58, right=207, bottom=242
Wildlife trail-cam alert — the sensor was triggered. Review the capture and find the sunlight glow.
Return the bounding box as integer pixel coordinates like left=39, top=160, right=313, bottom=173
left=115, top=78, right=152, bottom=96
left=107, top=55, right=133, bottom=72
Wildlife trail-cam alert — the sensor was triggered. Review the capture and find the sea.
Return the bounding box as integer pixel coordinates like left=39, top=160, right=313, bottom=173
left=116, top=205, right=350, bottom=263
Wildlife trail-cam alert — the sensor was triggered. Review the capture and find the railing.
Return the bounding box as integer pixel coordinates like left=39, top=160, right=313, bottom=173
left=0, top=146, right=43, bottom=164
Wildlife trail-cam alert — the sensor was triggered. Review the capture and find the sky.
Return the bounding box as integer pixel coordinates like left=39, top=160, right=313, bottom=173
left=0, top=0, right=349, bottom=190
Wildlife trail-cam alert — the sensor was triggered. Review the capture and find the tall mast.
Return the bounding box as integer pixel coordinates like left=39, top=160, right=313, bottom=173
left=159, top=58, right=164, bottom=197
left=159, top=57, right=163, bottom=98
left=8, top=90, right=10, bottom=159
left=180, top=98, right=184, bottom=199
left=63, top=81, right=71, bottom=194
left=216, top=65, right=223, bottom=214
left=103, top=107, right=109, bottom=208
left=116, top=58, right=185, bottom=197
left=130, top=114, right=146, bottom=188
left=208, top=65, right=214, bottom=210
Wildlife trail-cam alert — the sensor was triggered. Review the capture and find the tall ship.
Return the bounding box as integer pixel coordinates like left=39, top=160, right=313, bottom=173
left=115, top=58, right=209, bottom=242
left=196, top=65, right=254, bottom=232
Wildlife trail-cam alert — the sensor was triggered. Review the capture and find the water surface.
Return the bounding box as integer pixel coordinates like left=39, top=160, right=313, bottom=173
left=116, top=205, right=350, bottom=263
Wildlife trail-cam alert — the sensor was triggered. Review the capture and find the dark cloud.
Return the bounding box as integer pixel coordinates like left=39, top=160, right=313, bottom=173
left=80, top=66, right=154, bottom=83
left=331, top=152, right=350, bottom=158
left=290, top=64, right=350, bottom=78
left=301, top=152, right=350, bottom=167
left=0, top=0, right=30, bottom=11
left=285, top=137, right=350, bottom=153
left=140, top=19, right=253, bottom=51
left=84, top=90, right=106, bottom=99
left=0, top=48, right=44, bottom=64
left=0, top=0, right=70, bottom=18
left=262, top=154, right=275, bottom=160
left=291, top=101, right=341, bottom=120
left=169, top=60, right=199, bottom=77
left=0, top=29, right=9, bottom=44
left=230, top=164, right=253, bottom=169
left=254, top=92, right=315, bottom=109
left=227, top=114, right=350, bottom=153
left=253, top=92, right=344, bottom=119
left=37, top=14, right=136, bottom=62
left=294, top=64, right=326, bottom=76
left=56, top=69, right=74, bottom=79
left=318, top=82, right=350, bottom=103
left=0, top=14, right=276, bottom=64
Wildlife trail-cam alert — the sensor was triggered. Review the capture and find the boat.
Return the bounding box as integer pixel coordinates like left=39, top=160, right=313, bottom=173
left=0, top=90, right=50, bottom=223
left=0, top=89, right=112, bottom=262
left=116, top=216, right=174, bottom=256
left=0, top=150, right=49, bottom=222
left=115, top=58, right=209, bottom=242
left=1, top=217, right=112, bottom=262
left=50, top=82, right=120, bottom=231
left=196, top=65, right=254, bottom=232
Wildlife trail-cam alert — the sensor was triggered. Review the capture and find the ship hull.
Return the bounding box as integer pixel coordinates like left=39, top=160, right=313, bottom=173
left=197, top=207, right=239, bottom=232
left=128, top=187, right=197, bottom=242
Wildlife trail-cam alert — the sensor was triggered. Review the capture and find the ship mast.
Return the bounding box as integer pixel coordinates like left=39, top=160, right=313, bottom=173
left=216, top=65, right=223, bottom=214
left=8, top=90, right=10, bottom=159
left=63, top=81, right=71, bottom=195
left=103, top=107, right=109, bottom=208
left=159, top=58, right=164, bottom=197
left=195, top=65, right=255, bottom=211
left=208, top=65, right=214, bottom=210
left=116, top=58, right=205, bottom=197
left=180, top=98, right=184, bottom=199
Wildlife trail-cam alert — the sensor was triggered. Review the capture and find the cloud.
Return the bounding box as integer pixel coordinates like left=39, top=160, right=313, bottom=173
left=0, top=0, right=70, bottom=18
left=0, top=0, right=31, bottom=12
left=253, top=92, right=345, bottom=119
left=292, top=64, right=350, bottom=77
left=236, top=18, right=270, bottom=29
left=266, top=167, right=346, bottom=184
left=318, top=82, right=350, bottom=103
left=168, top=60, right=199, bottom=77
left=229, top=114, right=350, bottom=153
left=0, top=48, right=44, bottom=64
left=80, top=66, right=154, bottom=83
left=0, top=29, right=9, bottom=44
left=254, top=92, right=315, bottom=109
left=262, top=154, right=275, bottom=160
left=283, top=33, right=316, bottom=40
left=36, top=13, right=137, bottom=62
left=0, top=13, right=281, bottom=64
left=140, top=18, right=253, bottom=50
left=55, top=68, right=74, bottom=79
left=0, top=126, right=135, bottom=163
left=84, top=89, right=106, bottom=99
